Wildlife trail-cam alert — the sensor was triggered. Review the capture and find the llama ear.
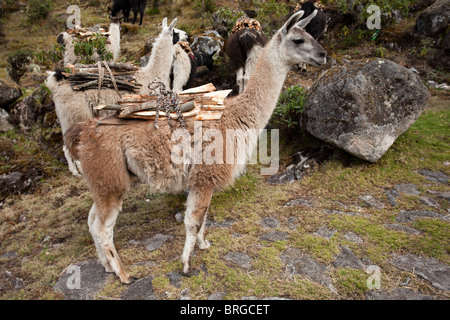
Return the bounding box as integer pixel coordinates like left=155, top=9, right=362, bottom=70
left=162, top=17, right=168, bottom=29
left=282, top=11, right=305, bottom=35
left=168, top=18, right=178, bottom=32
left=297, top=10, right=318, bottom=29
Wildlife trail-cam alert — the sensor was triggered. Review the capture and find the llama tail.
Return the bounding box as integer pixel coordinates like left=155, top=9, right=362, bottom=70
left=64, top=123, right=83, bottom=161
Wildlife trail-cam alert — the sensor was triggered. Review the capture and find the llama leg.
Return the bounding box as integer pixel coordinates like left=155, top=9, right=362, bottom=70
left=92, top=200, right=132, bottom=283
left=181, top=188, right=213, bottom=275
left=88, top=203, right=113, bottom=273
left=197, top=211, right=210, bottom=250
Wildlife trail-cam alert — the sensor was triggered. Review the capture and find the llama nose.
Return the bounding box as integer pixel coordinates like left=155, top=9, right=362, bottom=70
left=319, top=51, right=327, bottom=58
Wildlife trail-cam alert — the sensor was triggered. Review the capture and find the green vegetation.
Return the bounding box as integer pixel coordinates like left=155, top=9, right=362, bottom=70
left=73, top=33, right=114, bottom=64
left=27, top=0, right=54, bottom=22
left=270, top=85, right=307, bottom=134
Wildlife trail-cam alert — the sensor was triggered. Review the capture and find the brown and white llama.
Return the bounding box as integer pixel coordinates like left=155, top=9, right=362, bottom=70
left=64, top=10, right=326, bottom=283
left=47, top=17, right=177, bottom=176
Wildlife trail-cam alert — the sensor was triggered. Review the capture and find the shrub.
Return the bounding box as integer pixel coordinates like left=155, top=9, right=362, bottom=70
left=254, top=0, right=289, bottom=36
left=27, top=0, right=53, bottom=22
left=194, top=0, right=215, bottom=13
left=270, top=85, right=307, bottom=133
left=35, top=44, right=65, bottom=69
left=7, top=49, right=34, bottom=83
left=73, top=33, right=114, bottom=64
left=213, top=7, right=245, bottom=32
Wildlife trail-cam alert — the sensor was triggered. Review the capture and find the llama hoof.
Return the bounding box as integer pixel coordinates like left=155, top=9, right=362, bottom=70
left=182, top=268, right=200, bottom=278
left=198, top=240, right=211, bottom=250
left=120, top=274, right=137, bottom=284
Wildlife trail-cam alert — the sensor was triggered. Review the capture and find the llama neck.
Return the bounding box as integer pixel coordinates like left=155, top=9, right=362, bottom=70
left=108, top=23, right=121, bottom=60
left=140, top=32, right=174, bottom=89
left=237, top=32, right=291, bottom=129
left=108, top=23, right=120, bottom=43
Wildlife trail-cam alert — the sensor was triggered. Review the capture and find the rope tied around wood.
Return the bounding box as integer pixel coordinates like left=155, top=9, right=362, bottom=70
left=148, top=82, right=186, bottom=130
left=96, top=61, right=122, bottom=103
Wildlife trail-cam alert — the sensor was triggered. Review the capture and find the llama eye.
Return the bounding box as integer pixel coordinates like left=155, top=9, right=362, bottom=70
left=293, top=39, right=304, bottom=45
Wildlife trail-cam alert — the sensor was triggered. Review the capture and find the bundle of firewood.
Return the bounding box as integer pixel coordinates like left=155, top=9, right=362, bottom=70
left=94, top=83, right=231, bottom=122
left=66, top=62, right=141, bottom=92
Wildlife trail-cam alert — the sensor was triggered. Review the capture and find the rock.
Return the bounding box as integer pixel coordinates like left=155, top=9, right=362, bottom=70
left=323, top=209, right=367, bottom=217
left=383, top=224, right=421, bottom=235
left=386, top=189, right=399, bottom=206
left=175, top=212, right=184, bottom=223
left=130, top=234, right=173, bottom=252
left=167, top=271, right=183, bottom=288
left=207, top=292, right=227, bottom=300
left=223, top=252, right=253, bottom=270
left=267, top=146, right=333, bottom=184
left=332, top=246, right=367, bottom=269
left=0, top=251, right=18, bottom=259
left=389, top=253, right=450, bottom=291
left=120, top=276, right=155, bottom=300
left=301, top=58, right=430, bottom=162
left=0, top=172, right=23, bottom=193
left=395, top=210, right=450, bottom=223
left=190, top=30, right=224, bottom=61
left=427, top=80, right=450, bottom=90
left=260, top=217, right=280, bottom=229
left=344, top=232, right=363, bottom=243
left=313, top=226, right=337, bottom=240
left=427, top=189, right=450, bottom=201
left=10, top=85, right=54, bottom=130
left=415, top=0, right=450, bottom=37
left=280, top=247, right=336, bottom=293
left=287, top=217, right=299, bottom=229
left=0, top=78, right=21, bottom=109
left=420, top=196, right=440, bottom=209
left=206, top=219, right=235, bottom=228
left=180, top=288, right=190, bottom=300
left=367, top=288, right=437, bottom=300
left=54, top=261, right=112, bottom=300
left=285, top=198, right=313, bottom=207
left=0, top=108, right=13, bottom=132
left=12, top=277, right=24, bottom=290
left=418, top=169, right=448, bottom=184
left=394, top=183, right=421, bottom=196
left=260, top=230, right=289, bottom=242
left=358, top=195, right=385, bottom=209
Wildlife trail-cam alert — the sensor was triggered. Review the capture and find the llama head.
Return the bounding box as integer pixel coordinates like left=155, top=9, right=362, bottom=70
left=173, top=28, right=189, bottom=45
left=109, top=9, right=124, bottom=24
left=161, top=17, right=178, bottom=36
left=279, top=10, right=327, bottom=67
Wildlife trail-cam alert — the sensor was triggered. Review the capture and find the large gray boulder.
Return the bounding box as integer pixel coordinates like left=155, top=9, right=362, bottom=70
left=301, top=58, right=430, bottom=162
left=416, top=0, right=450, bottom=37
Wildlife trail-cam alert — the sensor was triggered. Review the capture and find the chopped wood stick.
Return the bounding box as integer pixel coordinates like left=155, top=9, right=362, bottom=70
left=73, top=62, right=138, bottom=71
left=202, top=105, right=226, bottom=111
left=179, top=83, right=216, bottom=95
left=194, top=111, right=223, bottom=121
left=122, top=107, right=200, bottom=120
left=94, top=104, right=126, bottom=111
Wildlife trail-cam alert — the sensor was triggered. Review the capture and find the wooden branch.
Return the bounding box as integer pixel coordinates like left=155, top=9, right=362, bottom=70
left=73, top=62, right=139, bottom=72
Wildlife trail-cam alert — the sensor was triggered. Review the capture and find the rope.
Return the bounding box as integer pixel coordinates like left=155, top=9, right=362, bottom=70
left=147, top=82, right=186, bottom=130
left=103, top=61, right=121, bottom=99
